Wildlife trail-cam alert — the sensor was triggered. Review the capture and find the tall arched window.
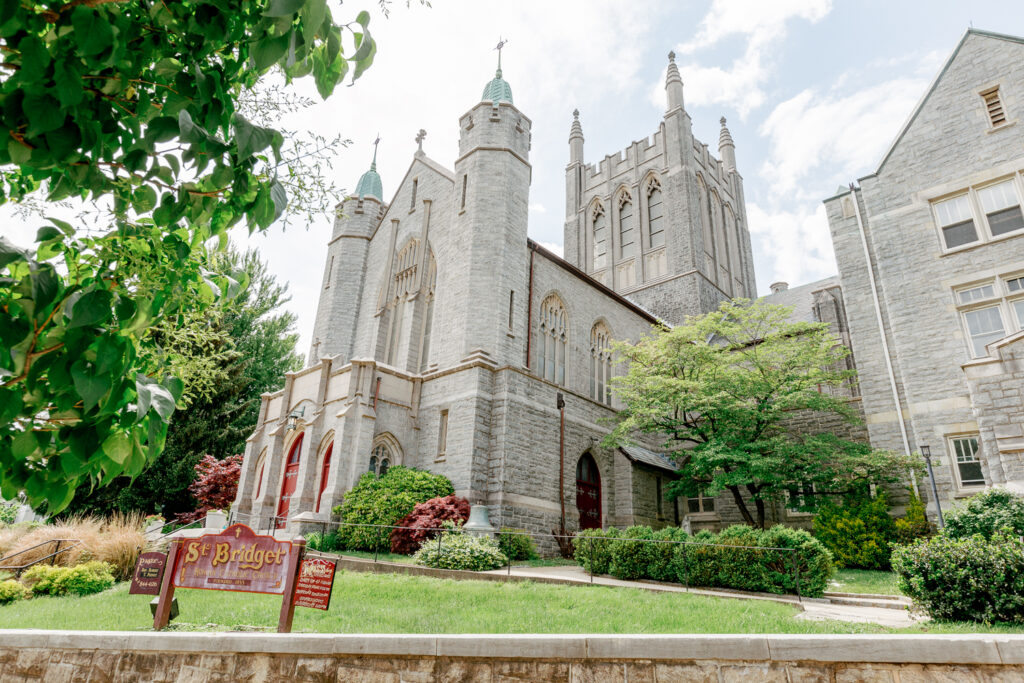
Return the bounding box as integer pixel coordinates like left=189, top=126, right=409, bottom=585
left=697, top=175, right=714, bottom=262
left=419, top=252, right=437, bottom=373
left=253, top=448, right=267, bottom=500
left=647, top=178, right=664, bottom=248
left=386, top=239, right=419, bottom=366
left=725, top=205, right=741, bottom=289
left=618, top=192, right=635, bottom=259
left=316, top=444, right=333, bottom=513
left=538, top=294, right=568, bottom=385
left=592, top=204, right=608, bottom=271
left=590, top=322, right=612, bottom=405
left=710, top=190, right=729, bottom=281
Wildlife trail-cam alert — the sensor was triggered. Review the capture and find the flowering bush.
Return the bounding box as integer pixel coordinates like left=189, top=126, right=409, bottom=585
left=892, top=533, right=1024, bottom=623
left=176, top=454, right=243, bottom=523
left=390, top=495, right=471, bottom=554
left=412, top=526, right=507, bottom=571
left=943, top=488, right=1024, bottom=541
left=0, top=579, right=29, bottom=605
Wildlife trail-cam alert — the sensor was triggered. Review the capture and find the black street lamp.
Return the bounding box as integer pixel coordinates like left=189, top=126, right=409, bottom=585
left=920, top=445, right=945, bottom=528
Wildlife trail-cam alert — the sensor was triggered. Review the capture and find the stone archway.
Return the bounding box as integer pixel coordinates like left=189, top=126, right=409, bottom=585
left=575, top=453, right=602, bottom=529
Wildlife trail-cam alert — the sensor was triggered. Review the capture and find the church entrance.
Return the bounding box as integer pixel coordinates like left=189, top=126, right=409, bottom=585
left=276, top=433, right=304, bottom=529
left=575, top=453, right=601, bottom=529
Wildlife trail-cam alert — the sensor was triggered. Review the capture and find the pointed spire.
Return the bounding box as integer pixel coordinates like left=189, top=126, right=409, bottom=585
left=665, top=51, right=684, bottom=111
left=718, top=117, right=736, bottom=173
left=482, top=38, right=513, bottom=104
left=355, top=139, right=383, bottom=201
left=370, top=134, right=380, bottom=170
left=569, top=109, right=584, bottom=163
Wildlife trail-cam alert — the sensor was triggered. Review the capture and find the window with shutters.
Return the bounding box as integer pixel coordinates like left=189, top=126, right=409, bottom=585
left=981, top=87, right=1007, bottom=128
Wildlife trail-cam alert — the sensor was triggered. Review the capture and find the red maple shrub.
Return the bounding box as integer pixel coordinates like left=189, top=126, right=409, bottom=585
left=389, top=495, right=471, bottom=554
left=175, top=454, right=244, bottom=523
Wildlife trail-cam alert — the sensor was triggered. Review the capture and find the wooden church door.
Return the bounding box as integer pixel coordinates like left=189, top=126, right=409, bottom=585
left=276, top=433, right=304, bottom=528
left=575, top=453, right=602, bottom=529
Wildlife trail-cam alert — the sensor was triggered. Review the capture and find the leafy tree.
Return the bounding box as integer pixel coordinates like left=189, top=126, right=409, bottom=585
left=607, top=298, right=916, bottom=528
left=0, top=0, right=377, bottom=512
left=176, top=454, right=244, bottom=523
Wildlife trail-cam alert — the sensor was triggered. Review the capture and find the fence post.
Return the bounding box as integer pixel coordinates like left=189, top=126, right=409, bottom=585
left=682, top=541, right=688, bottom=591
left=374, top=526, right=381, bottom=563
left=589, top=537, right=594, bottom=583
left=437, top=529, right=443, bottom=563
left=794, top=550, right=802, bottom=603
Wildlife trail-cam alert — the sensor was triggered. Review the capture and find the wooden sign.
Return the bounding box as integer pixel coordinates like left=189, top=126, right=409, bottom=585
left=129, top=552, right=167, bottom=596
left=293, top=557, right=337, bottom=611
left=172, top=523, right=293, bottom=595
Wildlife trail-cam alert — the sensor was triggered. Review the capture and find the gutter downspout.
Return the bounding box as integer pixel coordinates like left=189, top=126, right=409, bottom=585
left=525, top=248, right=535, bottom=369
left=849, top=183, right=919, bottom=495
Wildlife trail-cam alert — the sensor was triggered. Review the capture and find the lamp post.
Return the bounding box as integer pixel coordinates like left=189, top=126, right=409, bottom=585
left=920, top=445, right=945, bottom=528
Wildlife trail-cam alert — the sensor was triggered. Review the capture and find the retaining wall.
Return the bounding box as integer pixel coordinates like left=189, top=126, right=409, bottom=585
left=1, top=631, right=1023, bottom=682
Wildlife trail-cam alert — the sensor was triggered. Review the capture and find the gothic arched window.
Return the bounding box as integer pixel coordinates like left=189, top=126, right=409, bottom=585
left=618, top=192, right=636, bottom=259
left=697, top=175, right=714, bottom=261
left=590, top=322, right=612, bottom=405
left=592, top=204, right=608, bottom=271
left=369, top=442, right=394, bottom=477
left=538, top=294, right=568, bottom=385
left=647, top=178, right=664, bottom=248
left=385, top=239, right=419, bottom=366
left=419, top=251, right=437, bottom=373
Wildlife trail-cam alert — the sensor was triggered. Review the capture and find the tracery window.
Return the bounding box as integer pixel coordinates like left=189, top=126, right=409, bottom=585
left=589, top=322, right=612, bottom=405
left=369, top=443, right=393, bottom=477
left=538, top=294, right=568, bottom=385
left=386, top=239, right=419, bottom=366
left=618, top=192, right=636, bottom=260
left=647, top=178, right=665, bottom=248
left=592, top=204, right=608, bottom=271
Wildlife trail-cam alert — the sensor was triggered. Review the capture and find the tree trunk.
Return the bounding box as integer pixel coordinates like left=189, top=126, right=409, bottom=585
left=727, top=485, right=756, bottom=527
left=754, top=497, right=766, bottom=529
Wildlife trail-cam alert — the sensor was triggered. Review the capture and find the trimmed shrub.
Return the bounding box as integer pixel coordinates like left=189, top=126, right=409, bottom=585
left=610, top=526, right=658, bottom=581
left=498, top=528, right=538, bottom=561
left=673, top=525, right=832, bottom=597
left=573, top=527, right=620, bottom=575
left=893, top=490, right=934, bottom=545
left=390, top=496, right=471, bottom=554
left=0, top=579, right=29, bottom=605
left=334, top=467, right=454, bottom=551
left=412, top=528, right=508, bottom=571
left=892, top=534, right=1024, bottom=623
left=22, top=561, right=115, bottom=596
left=648, top=527, right=686, bottom=582
left=812, top=495, right=895, bottom=570
left=944, top=488, right=1024, bottom=541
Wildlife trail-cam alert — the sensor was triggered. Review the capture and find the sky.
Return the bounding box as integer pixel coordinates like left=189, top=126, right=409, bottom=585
left=6, top=0, right=1024, bottom=358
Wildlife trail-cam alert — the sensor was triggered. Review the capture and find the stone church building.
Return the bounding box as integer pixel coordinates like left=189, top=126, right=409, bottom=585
left=230, top=52, right=760, bottom=539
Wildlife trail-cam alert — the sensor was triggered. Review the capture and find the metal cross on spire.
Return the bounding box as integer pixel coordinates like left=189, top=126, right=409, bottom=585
left=371, top=134, right=380, bottom=167
left=415, top=129, right=426, bottom=154
left=495, top=37, right=507, bottom=74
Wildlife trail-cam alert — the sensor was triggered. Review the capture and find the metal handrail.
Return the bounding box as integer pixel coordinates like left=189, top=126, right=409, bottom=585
left=0, top=538, right=81, bottom=576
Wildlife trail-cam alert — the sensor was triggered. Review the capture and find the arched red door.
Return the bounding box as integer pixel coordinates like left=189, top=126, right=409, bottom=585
left=276, top=433, right=304, bottom=529
left=576, top=453, right=602, bottom=529
left=316, top=444, right=333, bottom=513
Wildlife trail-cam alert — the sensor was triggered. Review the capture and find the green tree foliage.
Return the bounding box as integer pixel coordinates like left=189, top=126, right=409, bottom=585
left=64, top=248, right=302, bottom=518
left=607, top=299, right=917, bottom=528
left=943, top=488, right=1024, bottom=541
left=0, top=0, right=376, bottom=511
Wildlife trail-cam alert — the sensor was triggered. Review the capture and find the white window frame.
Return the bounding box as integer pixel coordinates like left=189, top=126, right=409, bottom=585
left=933, top=172, right=1024, bottom=253
left=946, top=434, right=986, bottom=489
left=953, top=276, right=1024, bottom=358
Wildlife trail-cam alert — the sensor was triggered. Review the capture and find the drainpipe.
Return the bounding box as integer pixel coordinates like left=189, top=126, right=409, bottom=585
left=525, top=248, right=535, bottom=369
left=849, top=183, right=919, bottom=496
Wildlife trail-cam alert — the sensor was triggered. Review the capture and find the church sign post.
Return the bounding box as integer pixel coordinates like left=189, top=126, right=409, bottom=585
left=152, top=524, right=307, bottom=633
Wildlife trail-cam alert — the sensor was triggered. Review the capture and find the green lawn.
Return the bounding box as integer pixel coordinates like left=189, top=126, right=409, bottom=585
left=829, top=569, right=902, bottom=596
left=2, top=570, right=1022, bottom=635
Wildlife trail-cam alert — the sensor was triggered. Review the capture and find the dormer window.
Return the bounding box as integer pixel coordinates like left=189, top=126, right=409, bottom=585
left=981, top=87, right=1007, bottom=128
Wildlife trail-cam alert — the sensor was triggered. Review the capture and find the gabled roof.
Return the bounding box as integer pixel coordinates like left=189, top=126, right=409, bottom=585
left=619, top=445, right=678, bottom=474
left=873, top=29, right=1024, bottom=176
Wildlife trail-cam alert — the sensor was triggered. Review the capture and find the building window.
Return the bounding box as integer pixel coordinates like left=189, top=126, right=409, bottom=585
left=963, top=306, right=1005, bottom=357
left=437, top=409, right=449, bottom=459
left=787, top=482, right=817, bottom=512
left=386, top=239, right=419, bottom=367
left=981, top=87, right=1007, bottom=128
left=687, top=486, right=715, bottom=514
left=958, top=283, right=996, bottom=304
left=410, top=178, right=418, bottom=211
left=589, top=321, right=612, bottom=405
left=934, top=194, right=978, bottom=248
left=949, top=435, right=985, bottom=487
left=953, top=275, right=1024, bottom=357
left=460, top=174, right=467, bottom=210
left=978, top=180, right=1024, bottom=237
left=592, top=204, right=608, bottom=271
left=324, top=255, right=333, bottom=289
left=369, top=443, right=392, bottom=477
left=538, top=294, right=567, bottom=385
left=508, top=290, right=515, bottom=331
left=647, top=178, right=665, bottom=248
left=618, top=192, right=636, bottom=260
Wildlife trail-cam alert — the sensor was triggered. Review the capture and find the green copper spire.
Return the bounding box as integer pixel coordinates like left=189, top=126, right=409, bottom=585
left=481, top=38, right=513, bottom=104
left=354, top=137, right=383, bottom=201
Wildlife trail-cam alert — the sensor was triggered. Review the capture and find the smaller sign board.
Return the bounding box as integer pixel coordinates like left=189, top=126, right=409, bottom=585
left=293, top=557, right=337, bottom=611
left=129, top=552, right=167, bottom=595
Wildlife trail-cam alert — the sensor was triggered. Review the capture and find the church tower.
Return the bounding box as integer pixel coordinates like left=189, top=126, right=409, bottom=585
left=431, top=44, right=532, bottom=368
left=563, top=52, right=755, bottom=324
left=307, top=143, right=386, bottom=365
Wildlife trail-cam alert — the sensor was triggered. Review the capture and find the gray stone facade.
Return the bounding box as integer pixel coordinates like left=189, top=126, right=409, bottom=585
left=231, top=55, right=755, bottom=546
left=822, top=30, right=1024, bottom=515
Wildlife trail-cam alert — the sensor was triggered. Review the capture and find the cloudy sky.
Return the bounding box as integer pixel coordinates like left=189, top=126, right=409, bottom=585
left=6, top=1, right=1024, bottom=357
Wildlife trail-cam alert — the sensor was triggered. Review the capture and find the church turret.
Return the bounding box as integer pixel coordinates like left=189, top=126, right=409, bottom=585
left=564, top=109, right=585, bottom=267
left=569, top=108, right=584, bottom=163
left=308, top=142, right=385, bottom=365
left=665, top=51, right=684, bottom=112
left=719, top=117, right=736, bottom=174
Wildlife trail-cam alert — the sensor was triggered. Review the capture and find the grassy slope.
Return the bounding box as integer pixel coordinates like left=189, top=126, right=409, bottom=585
left=829, top=569, right=902, bottom=596
left=2, top=571, right=1022, bottom=635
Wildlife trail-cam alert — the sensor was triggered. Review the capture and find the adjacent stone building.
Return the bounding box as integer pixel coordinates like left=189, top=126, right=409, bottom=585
left=231, top=53, right=754, bottom=542
left=823, top=29, right=1024, bottom=515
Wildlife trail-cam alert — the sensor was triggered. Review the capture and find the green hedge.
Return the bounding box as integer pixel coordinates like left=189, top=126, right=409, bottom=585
left=333, top=466, right=454, bottom=551
left=944, top=488, right=1024, bottom=541
left=497, top=528, right=538, bottom=561
left=21, top=561, right=115, bottom=597
left=0, top=579, right=29, bottom=605
left=892, top=533, right=1024, bottom=623
left=573, top=527, right=619, bottom=575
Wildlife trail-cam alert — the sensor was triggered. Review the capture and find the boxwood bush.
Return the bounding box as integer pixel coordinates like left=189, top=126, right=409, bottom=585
left=21, top=561, right=115, bottom=597
left=412, top=528, right=508, bottom=571
left=0, top=579, right=29, bottom=605
left=497, top=527, right=538, bottom=561
left=610, top=526, right=659, bottom=580
left=943, top=488, right=1024, bottom=541
left=333, top=467, right=454, bottom=551
left=573, top=527, right=619, bottom=575
left=812, top=495, right=895, bottom=570
left=892, top=533, right=1024, bottom=623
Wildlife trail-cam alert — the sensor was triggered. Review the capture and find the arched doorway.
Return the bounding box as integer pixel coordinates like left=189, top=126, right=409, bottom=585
left=276, top=433, right=304, bottom=528
left=316, top=444, right=333, bottom=513
left=576, top=453, right=602, bottom=529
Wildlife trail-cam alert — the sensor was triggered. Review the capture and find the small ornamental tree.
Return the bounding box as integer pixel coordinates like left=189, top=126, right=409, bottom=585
left=607, top=299, right=918, bottom=528
left=176, top=454, right=243, bottom=523
left=389, top=495, right=471, bottom=554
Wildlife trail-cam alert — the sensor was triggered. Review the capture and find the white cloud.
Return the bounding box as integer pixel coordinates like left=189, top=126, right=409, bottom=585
left=529, top=202, right=547, bottom=214
left=537, top=241, right=564, bottom=258
left=747, top=202, right=835, bottom=291
left=662, top=0, right=832, bottom=117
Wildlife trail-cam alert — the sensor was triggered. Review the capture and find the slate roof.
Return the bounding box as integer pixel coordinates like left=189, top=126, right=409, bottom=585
left=619, top=445, right=678, bottom=473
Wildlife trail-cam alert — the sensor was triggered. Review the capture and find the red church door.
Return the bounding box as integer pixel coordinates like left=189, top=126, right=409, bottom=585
left=316, top=444, right=333, bottom=513
left=276, top=433, right=304, bottom=529
left=576, top=453, right=602, bottom=529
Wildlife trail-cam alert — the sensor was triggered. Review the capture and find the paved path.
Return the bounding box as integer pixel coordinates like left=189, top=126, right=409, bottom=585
left=481, top=564, right=919, bottom=629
